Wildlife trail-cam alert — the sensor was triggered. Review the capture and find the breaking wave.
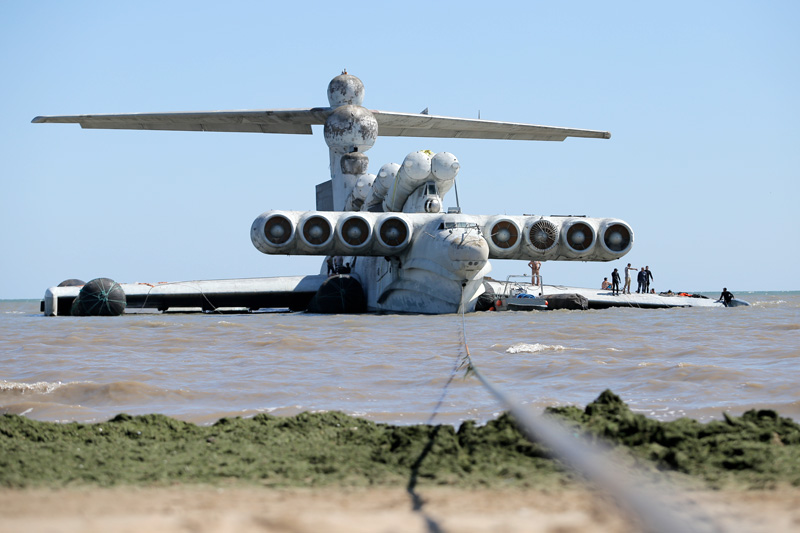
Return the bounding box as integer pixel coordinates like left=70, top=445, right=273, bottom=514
left=0, top=380, right=65, bottom=394
left=506, top=343, right=570, bottom=354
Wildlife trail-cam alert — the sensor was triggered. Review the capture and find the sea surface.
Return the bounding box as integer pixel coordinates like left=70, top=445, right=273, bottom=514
left=1, top=292, right=798, bottom=426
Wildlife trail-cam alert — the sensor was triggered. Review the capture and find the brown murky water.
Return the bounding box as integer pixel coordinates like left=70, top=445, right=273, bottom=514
left=2, top=292, right=798, bottom=425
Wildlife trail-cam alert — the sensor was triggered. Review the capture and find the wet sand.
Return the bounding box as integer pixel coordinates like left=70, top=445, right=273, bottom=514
left=1, top=485, right=799, bottom=533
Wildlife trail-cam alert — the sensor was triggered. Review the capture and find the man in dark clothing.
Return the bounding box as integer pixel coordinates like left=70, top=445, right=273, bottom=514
left=637, top=268, right=646, bottom=293
left=643, top=266, right=654, bottom=293
left=719, top=288, right=735, bottom=307
left=611, top=268, right=621, bottom=296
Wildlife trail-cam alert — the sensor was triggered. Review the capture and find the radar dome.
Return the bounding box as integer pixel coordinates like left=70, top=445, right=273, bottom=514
left=327, top=73, right=365, bottom=107
left=324, top=105, right=378, bottom=153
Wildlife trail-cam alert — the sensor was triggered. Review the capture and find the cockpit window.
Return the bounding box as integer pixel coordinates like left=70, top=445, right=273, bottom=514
left=425, top=183, right=438, bottom=195
left=439, top=221, right=481, bottom=230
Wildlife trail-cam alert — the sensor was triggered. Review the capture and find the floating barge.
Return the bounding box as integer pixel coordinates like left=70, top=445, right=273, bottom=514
left=484, top=276, right=749, bottom=310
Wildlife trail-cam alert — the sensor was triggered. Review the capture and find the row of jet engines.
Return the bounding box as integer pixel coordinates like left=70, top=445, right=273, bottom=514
left=251, top=210, right=634, bottom=261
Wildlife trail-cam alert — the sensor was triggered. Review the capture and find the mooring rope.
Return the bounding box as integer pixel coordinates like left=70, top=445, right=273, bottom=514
left=439, top=284, right=720, bottom=533
left=140, top=281, right=224, bottom=314
left=426, top=283, right=475, bottom=425
left=425, top=350, right=467, bottom=425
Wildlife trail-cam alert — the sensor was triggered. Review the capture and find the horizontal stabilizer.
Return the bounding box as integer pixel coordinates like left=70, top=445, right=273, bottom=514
left=31, top=108, right=333, bottom=135
left=371, top=110, right=610, bottom=141
left=34, top=108, right=609, bottom=141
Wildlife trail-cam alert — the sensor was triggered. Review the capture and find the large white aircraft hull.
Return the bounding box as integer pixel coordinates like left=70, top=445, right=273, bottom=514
left=35, top=72, right=637, bottom=316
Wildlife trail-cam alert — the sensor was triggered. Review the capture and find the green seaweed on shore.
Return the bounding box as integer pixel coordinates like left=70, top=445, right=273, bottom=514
left=0, top=410, right=565, bottom=489
left=546, top=390, right=800, bottom=488
left=1, top=391, right=799, bottom=489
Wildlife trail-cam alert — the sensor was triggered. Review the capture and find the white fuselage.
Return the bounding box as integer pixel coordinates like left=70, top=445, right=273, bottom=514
left=35, top=71, right=631, bottom=316
left=350, top=217, right=490, bottom=314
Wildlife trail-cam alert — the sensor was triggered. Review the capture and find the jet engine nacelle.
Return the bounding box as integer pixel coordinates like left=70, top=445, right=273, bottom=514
left=251, top=210, right=414, bottom=257
left=252, top=210, right=632, bottom=261
left=482, top=215, right=633, bottom=261
left=485, top=216, right=523, bottom=257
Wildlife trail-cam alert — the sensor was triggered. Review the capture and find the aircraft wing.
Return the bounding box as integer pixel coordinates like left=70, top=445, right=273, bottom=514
left=33, top=107, right=609, bottom=141
left=370, top=110, right=610, bottom=141
left=31, top=108, right=333, bottom=135
left=43, top=275, right=329, bottom=315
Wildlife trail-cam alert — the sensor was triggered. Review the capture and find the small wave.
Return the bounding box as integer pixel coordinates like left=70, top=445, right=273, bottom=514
left=506, top=343, right=568, bottom=354
left=132, top=320, right=178, bottom=328
left=58, top=381, right=199, bottom=404
left=0, top=400, right=94, bottom=420
left=770, top=323, right=800, bottom=331
left=752, top=300, right=788, bottom=307
left=675, top=362, right=721, bottom=369
left=244, top=338, right=282, bottom=348
left=739, top=382, right=765, bottom=390
left=1, top=380, right=199, bottom=406
left=0, top=380, right=65, bottom=394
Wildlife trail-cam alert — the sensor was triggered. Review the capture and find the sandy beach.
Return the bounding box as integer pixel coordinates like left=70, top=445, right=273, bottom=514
left=1, top=485, right=799, bottom=533
left=3, top=390, right=800, bottom=532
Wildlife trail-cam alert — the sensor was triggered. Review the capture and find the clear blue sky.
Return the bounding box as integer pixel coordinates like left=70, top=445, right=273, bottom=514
left=2, top=1, right=798, bottom=299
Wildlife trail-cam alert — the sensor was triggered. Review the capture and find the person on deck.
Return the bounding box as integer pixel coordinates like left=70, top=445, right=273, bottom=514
left=637, top=268, right=646, bottom=293
left=528, top=260, right=541, bottom=286
left=719, top=287, right=735, bottom=307
left=643, top=266, right=654, bottom=293
left=624, top=263, right=637, bottom=294
left=611, top=268, right=621, bottom=296
left=601, top=277, right=612, bottom=290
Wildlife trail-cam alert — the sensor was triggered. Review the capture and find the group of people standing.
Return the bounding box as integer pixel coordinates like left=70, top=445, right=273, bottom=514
left=607, top=264, right=653, bottom=296
left=326, top=256, right=351, bottom=276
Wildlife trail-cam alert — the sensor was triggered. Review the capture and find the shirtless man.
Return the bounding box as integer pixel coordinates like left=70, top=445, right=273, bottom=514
left=623, top=263, right=637, bottom=294
left=528, top=260, right=541, bottom=286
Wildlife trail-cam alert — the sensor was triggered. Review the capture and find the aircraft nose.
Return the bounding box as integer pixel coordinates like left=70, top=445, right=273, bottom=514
left=448, top=234, right=489, bottom=276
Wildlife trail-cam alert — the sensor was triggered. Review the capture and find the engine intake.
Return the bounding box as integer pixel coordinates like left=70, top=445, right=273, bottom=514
left=377, top=216, right=411, bottom=249
left=299, top=213, right=334, bottom=251
left=251, top=211, right=299, bottom=254
left=338, top=215, right=372, bottom=249
left=563, top=219, right=596, bottom=256
left=526, top=219, right=559, bottom=252
left=486, top=217, right=521, bottom=257
left=600, top=221, right=633, bottom=255
left=265, top=215, right=293, bottom=245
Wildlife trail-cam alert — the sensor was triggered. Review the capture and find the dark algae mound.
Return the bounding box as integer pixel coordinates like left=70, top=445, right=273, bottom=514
left=2, top=391, right=799, bottom=489
left=0, top=411, right=562, bottom=489
left=546, top=390, right=800, bottom=488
